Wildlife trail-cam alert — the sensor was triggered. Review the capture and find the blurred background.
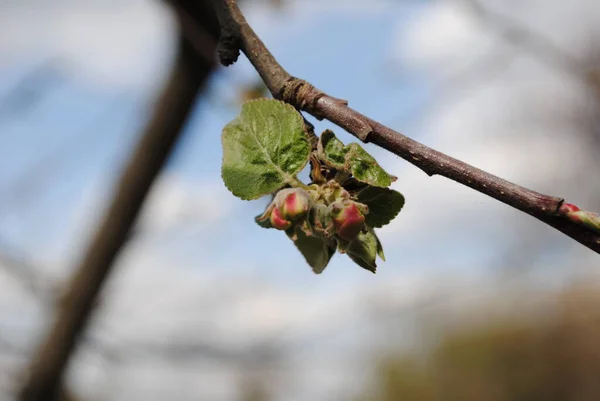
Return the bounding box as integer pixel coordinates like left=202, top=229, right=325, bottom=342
left=1, top=0, right=600, bottom=400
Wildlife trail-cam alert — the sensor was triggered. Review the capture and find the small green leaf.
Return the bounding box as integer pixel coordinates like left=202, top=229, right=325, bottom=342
left=345, top=144, right=392, bottom=187
left=318, top=130, right=394, bottom=188
left=356, top=187, right=405, bottom=228
left=309, top=203, right=335, bottom=237
left=375, top=232, right=385, bottom=261
left=254, top=198, right=276, bottom=228
left=255, top=213, right=272, bottom=229
left=222, top=99, right=310, bottom=200
left=289, top=228, right=336, bottom=274
left=346, top=229, right=380, bottom=273
left=318, top=130, right=347, bottom=169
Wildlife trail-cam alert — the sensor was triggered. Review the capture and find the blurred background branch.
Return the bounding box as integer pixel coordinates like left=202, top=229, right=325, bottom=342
left=16, top=1, right=220, bottom=400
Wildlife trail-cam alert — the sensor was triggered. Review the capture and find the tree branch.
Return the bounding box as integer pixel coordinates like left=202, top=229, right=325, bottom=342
left=209, top=0, right=600, bottom=253
left=17, top=2, right=220, bottom=400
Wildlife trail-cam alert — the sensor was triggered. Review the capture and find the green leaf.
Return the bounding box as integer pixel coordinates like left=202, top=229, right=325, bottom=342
left=222, top=99, right=310, bottom=200
left=318, top=130, right=347, bottom=169
left=346, top=229, right=382, bottom=273
left=289, top=228, right=336, bottom=274
left=318, top=130, right=393, bottom=187
left=345, top=143, right=393, bottom=187
left=375, top=232, right=385, bottom=261
left=356, top=187, right=405, bottom=228
left=255, top=212, right=272, bottom=229
left=308, top=203, right=335, bottom=238
left=254, top=197, right=276, bottom=228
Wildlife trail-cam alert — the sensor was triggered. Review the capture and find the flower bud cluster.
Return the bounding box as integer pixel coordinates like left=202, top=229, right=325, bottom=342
left=263, top=185, right=368, bottom=242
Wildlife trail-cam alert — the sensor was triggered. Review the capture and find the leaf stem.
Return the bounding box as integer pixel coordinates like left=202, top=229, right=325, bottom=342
left=288, top=176, right=310, bottom=190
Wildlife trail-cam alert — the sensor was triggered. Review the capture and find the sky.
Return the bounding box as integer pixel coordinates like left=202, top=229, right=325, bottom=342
left=1, top=0, right=599, bottom=400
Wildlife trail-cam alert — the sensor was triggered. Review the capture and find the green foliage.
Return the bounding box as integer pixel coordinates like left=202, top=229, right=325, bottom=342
left=289, top=227, right=336, bottom=274
left=318, top=130, right=395, bottom=187
left=318, top=129, right=347, bottom=169
left=345, top=229, right=382, bottom=273
left=221, top=98, right=405, bottom=273
left=221, top=99, right=310, bottom=200
left=356, top=187, right=405, bottom=229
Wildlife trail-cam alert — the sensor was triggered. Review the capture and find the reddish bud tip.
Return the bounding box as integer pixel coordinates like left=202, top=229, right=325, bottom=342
left=276, top=188, right=311, bottom=221
left=558, top=203, right=600, bottom=233
left=559, top=203, right=580, bottom=215
left=331, top=202, right=365, bottom=241
left=282, top=192, right=309, bottom=220
left=270, top=206, right=291, bottom=230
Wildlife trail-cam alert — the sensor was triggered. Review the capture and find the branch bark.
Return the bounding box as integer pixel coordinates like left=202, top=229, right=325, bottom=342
left=209, top=0, right=600, bottom=253
left=17, top=3, right=219, bottom=400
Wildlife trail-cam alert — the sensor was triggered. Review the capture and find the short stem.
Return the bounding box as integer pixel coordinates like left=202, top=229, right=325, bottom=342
left=288, top=176, right=310, bottom=190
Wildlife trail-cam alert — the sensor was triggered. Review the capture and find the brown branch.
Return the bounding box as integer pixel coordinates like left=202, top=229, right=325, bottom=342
left=17, top=3, right=220, bottom=400
left=209, top=0, right=600, bottom=253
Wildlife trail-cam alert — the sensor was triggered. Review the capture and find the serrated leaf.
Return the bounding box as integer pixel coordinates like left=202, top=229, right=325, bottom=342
left=318, top=130, right=393, bottom=188
left=356, top=187, right=405, bottom=228
left=289, top=228, right=336, bottom=274
left=346, top=229, right=384, bottom=273
left=222, top=99, right=310, bottom=200
left=345, top=144, right=392, bottom=187
left=318, top=130, right=347, bottom=169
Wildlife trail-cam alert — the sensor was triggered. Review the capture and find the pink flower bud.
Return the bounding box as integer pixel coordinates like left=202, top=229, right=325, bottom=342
left=559, top=203, right=580, bottom=214
left=276, top=188, right=311, bottom=221
left=270, top=206, right=291, bottom=230
left=331, top=202, right=365, bottom=241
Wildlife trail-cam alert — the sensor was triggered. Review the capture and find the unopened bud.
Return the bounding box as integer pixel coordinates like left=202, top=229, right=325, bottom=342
left=270, top=206, right=291, bottom=230
left=559, top=203, right=580, bottom=214
left=276, top=188, right=311, bottom=221
left=559, top=202, right=600, bottom=234
left=331, top=201, right=365, bottom=241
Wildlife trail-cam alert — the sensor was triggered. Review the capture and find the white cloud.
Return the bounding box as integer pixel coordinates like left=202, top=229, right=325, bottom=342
left=64, top=251, right=472, bottom=400
left=393, top=1, right=495, bottom=72
left=0, top=0, right=176, bottom=92
left=137, top=174, right=235, bottom=233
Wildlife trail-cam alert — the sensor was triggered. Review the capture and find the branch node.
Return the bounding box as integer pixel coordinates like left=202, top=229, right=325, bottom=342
left=280, top=77, right=325, bottom=119
left=356, top=125, right=373, bottom=142
left=331, top=96, right=349, bottom=106
left=555, top=198, right=565, bottom=214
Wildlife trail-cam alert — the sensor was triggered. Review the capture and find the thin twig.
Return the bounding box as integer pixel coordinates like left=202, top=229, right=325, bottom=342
left=209, top=0, right=600, bottom=253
